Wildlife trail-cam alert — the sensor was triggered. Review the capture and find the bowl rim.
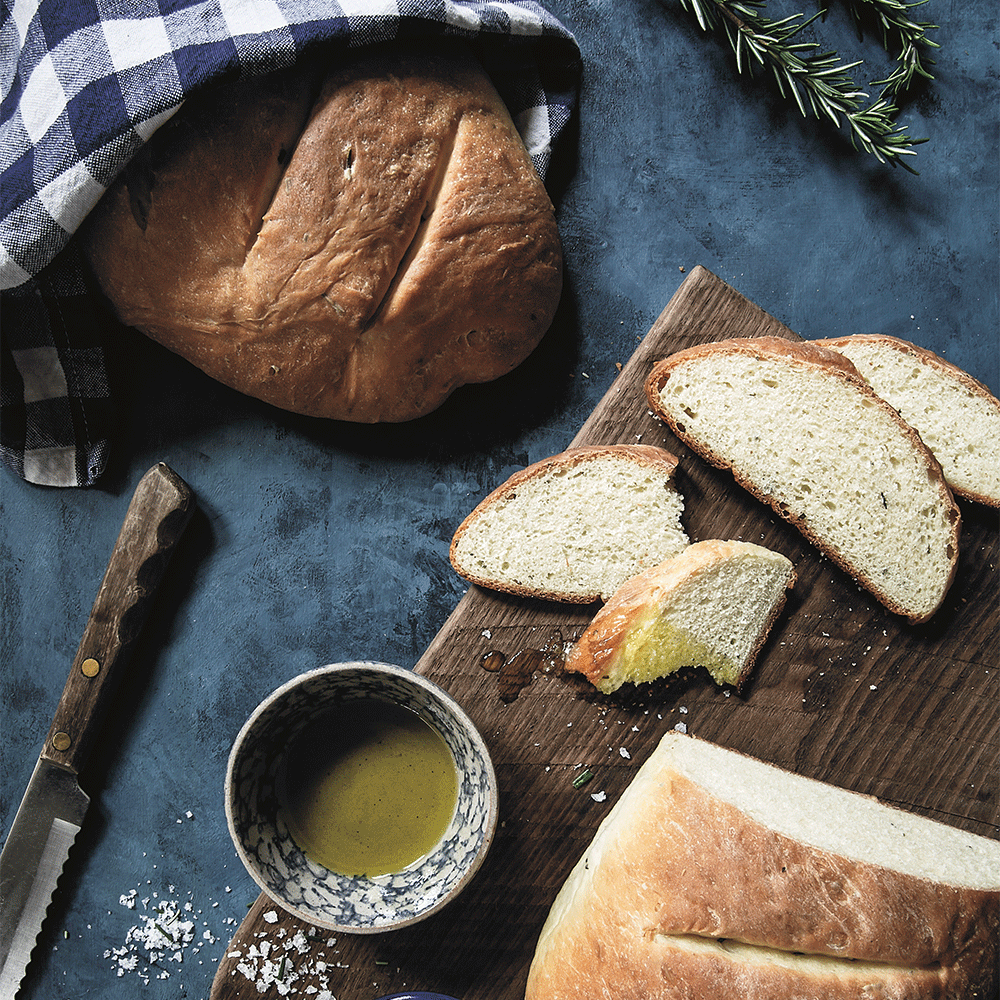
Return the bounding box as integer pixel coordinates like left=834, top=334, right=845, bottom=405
left=224, top=660, right=499, bottom=933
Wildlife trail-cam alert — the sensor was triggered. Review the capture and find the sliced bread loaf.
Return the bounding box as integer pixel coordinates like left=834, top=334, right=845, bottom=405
left=644, top=337, right=961, bottom=623
left=526, top=732, right=1000, bottom=1000
left=449, top=445, right=689, bottom=603
left=565, top=539, right=795, bottom=693
left=815, top=335, right=1000, bottom=507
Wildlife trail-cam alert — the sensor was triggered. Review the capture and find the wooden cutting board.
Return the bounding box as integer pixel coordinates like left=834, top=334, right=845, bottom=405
left=210, top=266, right=999, bottom=1000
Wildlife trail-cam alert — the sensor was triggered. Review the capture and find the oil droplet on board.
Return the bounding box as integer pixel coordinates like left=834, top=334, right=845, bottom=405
left=480, top=636, right=569, bottom=702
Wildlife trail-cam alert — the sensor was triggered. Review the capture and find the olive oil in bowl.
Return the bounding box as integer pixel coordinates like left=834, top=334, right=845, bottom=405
left=277, top=699, right=459, bottom=877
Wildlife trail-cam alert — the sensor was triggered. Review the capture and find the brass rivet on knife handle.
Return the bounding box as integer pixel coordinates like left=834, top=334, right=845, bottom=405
left=40, top=463, right=195, bottom=776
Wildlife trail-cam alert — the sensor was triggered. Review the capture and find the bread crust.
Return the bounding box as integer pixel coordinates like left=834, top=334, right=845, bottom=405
left=449, top=445, right=683, bottom=603
left=816, top=334, right=1000, bottom=508
left=526, top=734, right=1000, bottom=1000
left=564, top=539, right=794, bottom=691
left=644, top=337, right=961, bottom=623
left=80, top=43, right=562, bottom=422
left=816, top=334, right=993, bottom=395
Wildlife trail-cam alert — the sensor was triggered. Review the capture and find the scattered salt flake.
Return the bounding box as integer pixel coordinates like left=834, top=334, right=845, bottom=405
left=591, top=790, right=607, bottom=802
left=264, top=910, right=279, bottom=924
left=481, top=628, right=492, bottom=639
left=619, top=747, right=630, bottom=759
left=870, top=684, right=878, bottom=690
left=679, top=705, right=688, bottom=714
left=107, top=897, right=196, bottom=985
left=674, top=722, right=688, bottom=734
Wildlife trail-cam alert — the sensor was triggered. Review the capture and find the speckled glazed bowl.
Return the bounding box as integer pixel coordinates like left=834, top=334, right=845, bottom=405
left=225, top=662, right=498, bottom=933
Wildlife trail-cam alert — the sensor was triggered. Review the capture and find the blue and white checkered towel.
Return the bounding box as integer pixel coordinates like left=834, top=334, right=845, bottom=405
left=1, top=0, right=579, bottom=486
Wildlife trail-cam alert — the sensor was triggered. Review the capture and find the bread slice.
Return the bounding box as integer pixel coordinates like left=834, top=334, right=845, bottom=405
left=565, top=540, right=795, bottom=693
left=644, top=337, right=961, bottom=624
left=815, top=335, right=1000, bottom=508
left=526, top=732, right=1000, bottom=1000
left=449, top=445, right=689, bottom=603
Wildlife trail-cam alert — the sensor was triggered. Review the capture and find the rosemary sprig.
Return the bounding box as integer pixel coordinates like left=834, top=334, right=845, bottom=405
left=678, top=0, right=935, bottom=171
left=831, top=0, right=939, bottom=100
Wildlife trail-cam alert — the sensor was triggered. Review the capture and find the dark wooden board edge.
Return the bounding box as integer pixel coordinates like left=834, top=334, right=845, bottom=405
left=211, top=266, right=999, bottom=1000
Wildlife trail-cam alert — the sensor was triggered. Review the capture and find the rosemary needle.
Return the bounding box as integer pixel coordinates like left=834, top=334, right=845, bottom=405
left=677, top=0, right=937, bottom=171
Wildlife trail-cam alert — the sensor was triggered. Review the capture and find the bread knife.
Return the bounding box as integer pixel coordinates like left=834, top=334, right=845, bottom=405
left=0, top=463, right=195, bottom=999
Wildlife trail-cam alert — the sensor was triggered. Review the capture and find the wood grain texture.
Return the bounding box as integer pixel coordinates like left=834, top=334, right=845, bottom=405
left=210, top=267, right=998, bottom=1000
left=42, top=463, right=195, bottom=775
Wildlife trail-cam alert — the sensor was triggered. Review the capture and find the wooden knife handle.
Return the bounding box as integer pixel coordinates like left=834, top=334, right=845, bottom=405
left=41, top=463, right=195, bottom=775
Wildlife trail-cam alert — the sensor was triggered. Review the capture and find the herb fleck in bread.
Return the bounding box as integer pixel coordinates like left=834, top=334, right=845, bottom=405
left=565, top=539, right=795, bottom=693
left=645, top=337, right=961, bottom=623
left=526, top=732, right=1000, bottom=1000
left=815, top=335, right=1000, bottom=508
left=449, top=445, right=689, bottom=603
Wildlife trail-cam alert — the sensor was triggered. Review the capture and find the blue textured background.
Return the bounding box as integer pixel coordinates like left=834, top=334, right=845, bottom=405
left=2, top=2, right=997, bottom=997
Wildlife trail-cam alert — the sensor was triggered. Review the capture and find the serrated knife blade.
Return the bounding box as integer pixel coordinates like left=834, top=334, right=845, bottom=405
left=0, top=463, right=195, bottom=1000
left=0, top=762, right=88, bottom=998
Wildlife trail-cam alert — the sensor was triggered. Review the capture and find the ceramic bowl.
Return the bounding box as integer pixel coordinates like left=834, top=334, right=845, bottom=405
left=225, top=661, right=498, bottom=933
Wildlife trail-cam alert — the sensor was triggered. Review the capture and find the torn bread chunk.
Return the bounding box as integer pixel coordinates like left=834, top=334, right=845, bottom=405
left=645, top=337, right=961, bottom=623
left=565, top=539, right=795, bottom=693
left=526, top=732, right=1000, bottom=1000
left=815, top=335, right=1000, bottom=508
left=449, top=445, right=689, bottom=603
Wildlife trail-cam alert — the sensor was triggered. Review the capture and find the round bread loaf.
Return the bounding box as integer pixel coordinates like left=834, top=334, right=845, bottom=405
left=80, top=43, right=563, bottom=422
